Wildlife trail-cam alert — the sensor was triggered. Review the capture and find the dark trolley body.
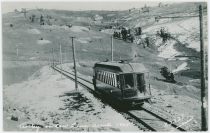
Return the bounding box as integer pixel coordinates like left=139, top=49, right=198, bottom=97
left=93, top=61, right=152, bottom=108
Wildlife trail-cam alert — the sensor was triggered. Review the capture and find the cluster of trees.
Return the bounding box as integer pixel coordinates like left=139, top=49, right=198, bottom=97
left=135, top=27, right=142, bottom=36
left=113, top=27, right=135, bottom=43
left=29, top=14, right=52, bottom=26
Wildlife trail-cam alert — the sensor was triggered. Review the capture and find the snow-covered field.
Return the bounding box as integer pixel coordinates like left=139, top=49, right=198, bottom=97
left=76, top=37, right=92, bottom=44
left=37, top=39, right=51, bottom=45
left=3, top=66, right=140, bottom=131
left=27, top=28, right=41, bottom=35
left=101, top=29, right=114, bottom=35
left=70, top=26, right=89, bottom=32
left=158, top=40, right=181, bottom=59
left=143, top=17, right=207, bottom=59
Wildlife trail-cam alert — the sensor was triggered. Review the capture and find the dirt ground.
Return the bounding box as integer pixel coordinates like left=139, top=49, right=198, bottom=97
left=3, top=65, right=140, bottom=131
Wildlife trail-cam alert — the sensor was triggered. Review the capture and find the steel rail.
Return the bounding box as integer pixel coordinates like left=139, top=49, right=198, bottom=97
left=141, top=107, right=186, bottom=131
left=52, top=66, right=186, bottom=131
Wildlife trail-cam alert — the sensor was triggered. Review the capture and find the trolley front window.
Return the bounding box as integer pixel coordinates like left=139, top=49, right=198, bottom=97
left=137, top=74, right=146, bottom=93
left=123, top=74, right=134, bottom=89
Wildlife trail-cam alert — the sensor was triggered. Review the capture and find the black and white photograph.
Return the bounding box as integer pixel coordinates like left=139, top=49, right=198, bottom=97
left=1, top=0, right=208, bottom=132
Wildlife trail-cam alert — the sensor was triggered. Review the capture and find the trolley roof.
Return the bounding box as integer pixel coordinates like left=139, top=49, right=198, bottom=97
left=94, top=61, right=147, bottom=73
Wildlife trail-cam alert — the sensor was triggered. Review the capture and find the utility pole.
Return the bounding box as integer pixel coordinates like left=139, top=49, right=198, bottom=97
left=111, top=35, right=114, bottom=61
left=59, top=44, right=63, bottom=67
left=199, top=5, right=207, bottom=131
left=71, top=37, right=78, bottom=91
left=153, top=6, right=207, bottom=130
left=59, top=44, right=63, bottom=78
left=52, top=48, right=54, bottom=67
left=21, top=8, right=28, bottom=18
left=48, top=56, right=50, bottom=66
left=16, top=45, right=19, bottom=57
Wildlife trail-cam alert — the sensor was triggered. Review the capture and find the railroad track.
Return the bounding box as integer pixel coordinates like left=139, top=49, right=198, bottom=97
left=52, top=66, right=186, bottom=131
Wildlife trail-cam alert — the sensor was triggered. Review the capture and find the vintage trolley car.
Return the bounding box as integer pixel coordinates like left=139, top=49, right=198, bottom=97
left=93, top=61, right=152, bottom=107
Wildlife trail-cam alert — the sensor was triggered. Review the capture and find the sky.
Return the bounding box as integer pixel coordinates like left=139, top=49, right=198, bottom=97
left=2, top=1, right=162, bottom=13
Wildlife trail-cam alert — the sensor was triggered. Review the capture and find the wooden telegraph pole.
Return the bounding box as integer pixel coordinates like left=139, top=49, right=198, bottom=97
left=59, top=44, right=63, bottom=78
left=16, top=45, right=19, bottom=58
left=151, top=5, right=207, bottom=130
left=52, top=48, right=54, bottom=67
left=21, top=8, right=28, bottom=18
left=71, top=37, right=78, bottom=91
left=59, top=44, right=63, bottom=67
left=111, top=36, right=114, bottom=61
left=199, top=5, right=207, bottom=131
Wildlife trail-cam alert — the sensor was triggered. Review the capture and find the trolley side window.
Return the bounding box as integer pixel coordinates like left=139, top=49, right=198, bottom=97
left=102, top=72, right=104, bottom=82
left=104, top=72, right=107, bottom=84
left=107, top=73, right=109, bottom=84
left=95, top=69, right=119, bottom=88
left=116, top=75, right=120, bottom=88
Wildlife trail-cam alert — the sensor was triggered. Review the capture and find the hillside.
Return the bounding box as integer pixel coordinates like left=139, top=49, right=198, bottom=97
left=2, top=2, right=208, bottom=97
left=2, top=2, right=208, bottom=131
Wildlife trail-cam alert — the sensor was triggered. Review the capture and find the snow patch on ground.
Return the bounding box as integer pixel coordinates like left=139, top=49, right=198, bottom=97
left=27, top=29, right=41, bottom=34
left=101, top=29, right=114, bottom=35
left=76, top=17, right=92, bottom=22
left=42, top=25, right=69, bottom=30
left=29, top=57, right=37, bottom=60
left=158, top=40, right=181, bottom=58
left=92, top=36, right=102, bottom=39
left=172, top=62, right=189, bottom=73
left=37, top=40, right=51, bottom=45
left=107, top=14, right=116, bottom=17
left=82, top=49, right=88, bottom=52
left=94, top=14, right=103, bottom=21
left=143, top=17, right=201, bottom=52
left=178, top=57, right=188, bottom=61
left=70, top=26, right=89, bottom=32
left=76, top=37, right=92, bottom=44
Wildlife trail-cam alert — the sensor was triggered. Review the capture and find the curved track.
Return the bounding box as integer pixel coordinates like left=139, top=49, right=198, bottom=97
left=52, top=66, right=186, bottom=131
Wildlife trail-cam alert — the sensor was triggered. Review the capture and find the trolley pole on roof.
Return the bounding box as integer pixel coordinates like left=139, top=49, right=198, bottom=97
left=199, top=5, right=207, bottom=131
left=71, top=37, right=78, bottom=91
left=111, top=35, right=114, bottom=61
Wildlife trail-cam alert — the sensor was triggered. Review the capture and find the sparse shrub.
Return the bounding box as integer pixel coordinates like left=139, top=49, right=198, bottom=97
left=121, top=28, right=127, bottom=41
left=156, top=27, right=171, bottom=43
left=14, top=9, right=19, bottom=13
left=40, top=15, right=44, bottom=25
left=9, top=24, right=13, bottom=27
left=66, top=24, right=72, bottom=28
left=145, top=37, right=150, bottom=47
left=137, top=36, right=156, bottom=49
left=135, top=27, right=142, bottom=35
left=30, top=14, right=36, bottom=23
left=160, top=66, right=175, bottom=83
